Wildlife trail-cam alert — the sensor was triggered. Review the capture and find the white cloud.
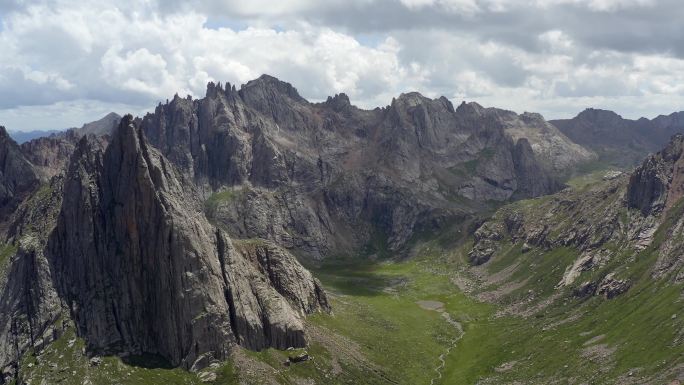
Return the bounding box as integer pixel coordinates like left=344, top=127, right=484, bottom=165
left=535, top=0, right=656, bottom=11
left=0, top=3, right=408, bottom=129
left=0, top=99, right=146, bottom=131
left=398, top=0, right=481, bottom=13
left=539, top=30, right=574, bottom=52
left=0, top=0, right=683, bottom=131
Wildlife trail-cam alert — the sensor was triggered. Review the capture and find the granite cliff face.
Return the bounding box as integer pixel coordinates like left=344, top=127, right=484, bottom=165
left=16, top=113, right=121, bottom=180
left=47, top=116, right=328, bottom=368
left=0, top=115, right=328, bottom=382
left=626, top=134, right=684, bottom=216
left=625, top=134, right=684, bottom=282
left=0, top=173, right=64, bottom=381
left=0, top=127, right=38, bottom=218
left=551, top=108, right=684, bottom=167
left=139, top=75, right=590, bottom=258
left=460, top=103, right=595, bottom=173
left=19, top=132, right=77, bottom=180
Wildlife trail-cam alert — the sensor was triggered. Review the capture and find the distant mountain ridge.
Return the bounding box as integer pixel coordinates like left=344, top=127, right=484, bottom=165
left=7, top=112, right=121, bottom=144
left=69, top=112, right=121, bottom=137
left=0, top=126, right=39, bottom=219
left=551, top=108, right=684, bottom=167
left=16, top=113, right=121, bottom=180
left=7, top=130, right=61, bottom=144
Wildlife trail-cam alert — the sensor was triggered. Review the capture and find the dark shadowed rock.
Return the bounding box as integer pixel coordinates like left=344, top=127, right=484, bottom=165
left=468, top=223, right=503, bottom=265
left=0, top=127, right=39, bottom=217
left=47, top=116, right=328, bottom=369
left=0, top=175, right=64, bottom=383
left=552, top=108, right=684, bottom=167
left=596, top=273, right=630, bottom=299
left=512, top=138, right=563, bottom=199
left=139, top=76, right=584, bottom=258
left=626, top=134, right=684, bottom=216
left=19, top=132, right=77, bottom=179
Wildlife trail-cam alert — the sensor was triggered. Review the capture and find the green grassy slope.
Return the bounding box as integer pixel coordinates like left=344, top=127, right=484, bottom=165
left=16, top=326, right=238, bottom=385
left=16, top=236, right=683, bottom=384
left=15, top=172, right=684, bottom=384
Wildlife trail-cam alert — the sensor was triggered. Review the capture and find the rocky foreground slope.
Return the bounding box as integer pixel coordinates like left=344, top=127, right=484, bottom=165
left=462, top=134, right=684, bottom=383
left=470, top=134, right=684, bottom=292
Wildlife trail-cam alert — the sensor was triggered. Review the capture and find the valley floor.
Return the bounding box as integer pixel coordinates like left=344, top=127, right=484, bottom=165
left=14, top=174, right=684, bottom=384
left=16, top=235, right=684, bottom=384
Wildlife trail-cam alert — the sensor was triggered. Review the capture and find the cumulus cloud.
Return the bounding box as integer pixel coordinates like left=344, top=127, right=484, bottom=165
left=0, top=0, right=683, bottom=130
left=0, top=3, right=406, bottom=124
left=536, top=0, right=656, bottom=11
left=397, top=0, right=481, bottom=14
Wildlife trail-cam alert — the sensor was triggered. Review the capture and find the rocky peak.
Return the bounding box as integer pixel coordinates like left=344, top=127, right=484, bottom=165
left=455, top=101, right=485, bottom=116
left=70, top=112, right=121, bottom=138
left=394, top=91, right=430, bottom=106
left=520, top=112, right=546, bottom=124
left=48, top=116, right=328, bottom=369
left=389, top=92, right=456, bottom=122
left=454, top=105, right=597, bottom=173
left=129, top=75, right=591, bottom=259
left=102, top=112, right=120, bottom=120
left=551, top=108, right=682, bottom=167
left=440, top=96, right=456, bottom=113
left=391, top=92, right=456, bottom=113
left=236, top=75, right=312, bottom=131
left=206, top=81, right=224, bottom=98
left=239, top=74, right=306, bottom=103
left=456, top=100, right=485, bottom=113
left=0, top=126, right=39, bottom=214
left=381, top=92, right=462, bottom=156
left=652, top=111, right=684, bottom=129
left=324, top=93, right=351, bottom=112
left=575, top=108, right=623, bottom=125
left=205, top=81, right=239, bottom=99
left=627, top=134, right=684, bottom=216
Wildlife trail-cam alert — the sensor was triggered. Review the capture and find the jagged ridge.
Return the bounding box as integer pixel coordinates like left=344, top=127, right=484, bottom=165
left=0, top=116, right=329, bottom=382
left=138, top=75, right=590, bottom=258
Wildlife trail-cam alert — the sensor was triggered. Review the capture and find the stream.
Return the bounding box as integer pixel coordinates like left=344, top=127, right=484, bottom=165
left=417, top=300, right=465, bottom=385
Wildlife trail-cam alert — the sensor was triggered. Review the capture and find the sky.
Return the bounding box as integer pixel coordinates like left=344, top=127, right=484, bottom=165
left=1, top=0, right=684, bottom=131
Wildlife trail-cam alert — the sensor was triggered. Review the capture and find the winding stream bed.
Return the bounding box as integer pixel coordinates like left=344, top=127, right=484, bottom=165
left=416, top=300, right=465, bottom=385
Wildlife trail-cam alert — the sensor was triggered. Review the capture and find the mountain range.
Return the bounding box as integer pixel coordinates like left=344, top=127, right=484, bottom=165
left=7, top=112, right=121, bottom=144
left=552, top=108, right=684, bottom=167
left=0, top=75, right=683, bottom=384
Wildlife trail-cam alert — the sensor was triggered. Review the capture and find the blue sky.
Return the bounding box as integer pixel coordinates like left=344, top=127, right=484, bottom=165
left=1, top=0, right=683, bottom=131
